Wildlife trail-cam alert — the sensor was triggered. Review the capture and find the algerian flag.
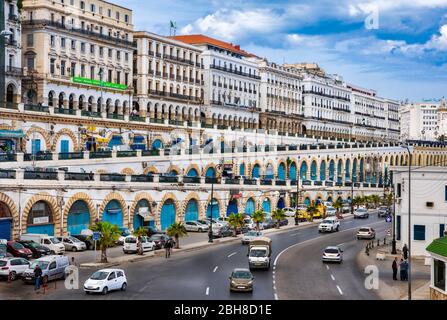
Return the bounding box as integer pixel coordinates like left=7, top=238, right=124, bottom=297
left=170, top=20, right=177, bottom=28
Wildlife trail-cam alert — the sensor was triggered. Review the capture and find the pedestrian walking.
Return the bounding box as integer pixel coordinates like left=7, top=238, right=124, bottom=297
left=392, top=257, right=398, bottom=281
left=70, top=257, right=77, bottom=267
left=399, top=259, right=405, bottom=281
left=89, top=171, right=94, bottom=181
left=34, top=264, right=42, bottom=291
left=402, top=260, right=409, bottom=281
left=402, top=244, right=408, bottom=260
left=137, top=236, right=144, bottom=255
left=164, top=239, right=171, bottom=259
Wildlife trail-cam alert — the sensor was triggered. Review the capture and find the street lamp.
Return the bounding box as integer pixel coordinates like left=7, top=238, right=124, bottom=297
left=401, top=143, right=412, bottom=300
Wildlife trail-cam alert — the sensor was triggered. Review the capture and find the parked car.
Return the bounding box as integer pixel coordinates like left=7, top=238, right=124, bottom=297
left=354, top=208, right=369, bottom=219
left=318, top=217, right=340, bottom=233
left=205, top=218, right=225, bottom=229
left=0, top=257, right=30, bottom=280
left=19, top=234, right=65, bottom=254
left=149, top=234, right=175, bottom=250
left=117, top=228, right=132, bottom=245
left=322, top=246, right=343, bottom=263
left=357, top=227, right=376, bottom=240
left=241, top=231, right=263, bottom=244
left=184, top=221, right=209, bottom=232
left=378, top=206, right=390, bottom=217
left=229, top=268, right=254, bottom=292
left=123, top=235, right=155, bottom=254
left=283, top=207, right=296, bottom=217
left=144, top=226, right=162, bottom=237
left=7, top=241, right=33, bottom=259
left=212, top=225, right=234, bottom=238
left=342, top=205, right=351, bottom=214
left=56, top=236, right=87, bottom=252
left=72, top=234, right=94, bottom=250
left=0, top=241, right=13, bottom=258
left=216, top=217, right=229, bottom=227
left=17, top=240, right=51, bottom=258
left=326, top=206, right=337, bottom=216
left=22, top=255, right=69, bottom=284
left=261, top=218, right=276, bottom=230
left=243, top=217, right=256, bottom=230
left=84, top=269, right=127, bottom=295
left=279, top=218, right=289, bottom=226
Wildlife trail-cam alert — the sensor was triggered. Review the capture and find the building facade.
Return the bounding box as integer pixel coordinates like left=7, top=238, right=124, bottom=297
left=20, top=0, right=134, bottom=116
left=400, top=101, right=443, bottom=141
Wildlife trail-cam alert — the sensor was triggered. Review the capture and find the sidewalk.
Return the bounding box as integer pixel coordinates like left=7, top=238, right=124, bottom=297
left=80, top=214, right=354, bottom=268
left=356, top=242, right=430, bottom=300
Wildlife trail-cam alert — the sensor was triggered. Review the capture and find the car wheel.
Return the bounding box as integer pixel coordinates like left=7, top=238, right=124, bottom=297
left=50, top=250, right=55, bottom=255
left=9, top=271, right=17, bottom=281
left=72, top=247, right=77, bottom=252
left=85, top=291, right=90, bottom=295
left=121, top=282, right=127, bottom=291
left=102, top=286, right=108, bottom=295
left=198, top=228, right=203, bottom=232
left=336, top=226, right=339, bottom=232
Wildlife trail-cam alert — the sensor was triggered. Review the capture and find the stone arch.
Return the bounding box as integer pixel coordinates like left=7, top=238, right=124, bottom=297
left=52, top=128, right=79, bottom=151
left=62, top=192, right=96, bottom=236
left=21, top=193, right=61, bottom=236
left=185, top=163, right=201, bottom=176
left=22, top=126, right=51, bottom=151
left=120, top=168, right=135, bottom=175
left=202, top=163, right=218, bottom=177
left=259, top=194, right=275, bottom=212
left=243, top=192, right=258, bottom=212
left=129, top=192, right=156, bottom=230
left=166, top=164, right=182, bottom=176
left=203, top=193, right=224, bottom=218
left=180, top=192, right=203, bottom=220
left=143, top=166, right=159, bottom=175
left=0, top=192, right=19, bottom=240
left=155, top=192, right=181, bottom=228
left=249, top=160, right=263, bottom=178
left=98, top=192, right=129, bottom=227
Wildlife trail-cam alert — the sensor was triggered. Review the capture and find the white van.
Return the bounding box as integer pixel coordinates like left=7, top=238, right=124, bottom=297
left=123, top=236, right=155, bottom=254
left=22, top=255, right=69, bottom=284
left=19, top=234, right=65, bottom=254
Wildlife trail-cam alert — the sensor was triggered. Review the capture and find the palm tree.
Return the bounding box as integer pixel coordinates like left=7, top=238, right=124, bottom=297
left=90, top=221, right=122, bottom=263
left=271, top=208, right=286, bottom=229
left=133, top=227, right=147, bottom=237
left=252, top=210, right=266, bottom=231
left=352, top=196, right=363, bottom=209
left=166, top=222, right=187, bottom=249
left=228, top=213, right=245, bottom=236
left=306, top=204, right=319, bottom=222
left=370, top=194, right=380, bottom=208
left=332, top=198, right=343, bottom=214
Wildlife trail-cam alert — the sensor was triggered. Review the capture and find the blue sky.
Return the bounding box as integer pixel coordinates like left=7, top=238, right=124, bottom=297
left=119, top=0, right=447, bottom=101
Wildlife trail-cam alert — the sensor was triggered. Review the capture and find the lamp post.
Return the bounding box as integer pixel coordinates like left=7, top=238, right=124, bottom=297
left=401, top=143, right=412, bottom=300
left=208, top=177, right=215, bottom=243
left=391, top=179, right=397, bottom=254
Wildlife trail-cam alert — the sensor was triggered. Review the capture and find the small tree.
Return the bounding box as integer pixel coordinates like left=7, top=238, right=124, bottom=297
left=133, top=227, right=147, bottom=237
left=252, top=210, right=266, bottom=231
left=306, top=204, right=319, bottom=222
left=370, top=194, right=380, bottom=208
left=228, top=213, right=245, bottom=236
left=166, top=222, right=187, bottom=249
left=352, top=196, right=363, bottom=209
left=271, top=208, right=286, bottom=229
left=332, top=198, right=343, bottom=214
left=90, top=221, right=122, bottom=263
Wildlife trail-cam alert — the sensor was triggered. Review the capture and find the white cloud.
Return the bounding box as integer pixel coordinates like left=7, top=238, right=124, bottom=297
left=427, top=24, right=447, bottom=50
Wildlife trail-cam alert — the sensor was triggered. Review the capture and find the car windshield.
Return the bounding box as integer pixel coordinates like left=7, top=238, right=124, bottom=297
left=232, top=270, right=252, bottom=279
left=24, top=242, right=39, bottom=248
left=359, top=228, right=371, bottom=232
left=245, top=231, right=257, bottom=237
left=30, top=260, right=50, bottom=269
left=0, top=244, right=7, bottom=254
left=249, top=249, right=267, bottom=257
left=324, top=248, right=339, bottom=254
left=90, top=271, right=109, bottom=280
left=69, top=237, right=81, bottom=243
left=150, top=235, right=162, bottom=241
left=125, top=237, right=137, bottom=243
left=49, top=238, right=61, bottom=244
left=322, top=220, right=334, bottom=224
left=12, top=242, right=24, bottom=250
left=357, top=209, right=367, bottom=212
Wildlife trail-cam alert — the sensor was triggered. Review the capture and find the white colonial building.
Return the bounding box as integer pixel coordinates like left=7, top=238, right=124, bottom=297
left=399, top=101, right=445, bottom=141
left=393, top=166, right=447, bottom=257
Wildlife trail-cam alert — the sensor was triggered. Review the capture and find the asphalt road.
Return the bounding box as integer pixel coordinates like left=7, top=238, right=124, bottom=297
left=0, top=214, right=388, bottom=300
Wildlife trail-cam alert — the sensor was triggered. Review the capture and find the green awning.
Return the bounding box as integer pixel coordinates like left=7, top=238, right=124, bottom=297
left=0, top=130, right=25, bottom=138
left=426, top=237, right=447, bottom=258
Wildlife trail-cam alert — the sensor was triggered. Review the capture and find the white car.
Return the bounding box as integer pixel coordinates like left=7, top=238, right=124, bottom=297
left=56, top=236, right=87, bottom=252
left=0, top=257, right=30, bottom=280
left=318, top=218, right=340, bottom=233
left=283, top=207, right=296, bottom=217
left=84, top=269, right=127, bottom=295
left=241, top=231, right=263, bottom=244
left=184, top=221, right=209, bottom=232
left=326, top=206, right=337, bottom=216
left=354, top=208, right=369, bottom=219
left=357, top=227, right=376, bottom=239
left=205, top=218, right=224, bottom=229
left=322, top=246, right=343, bottom=263
left=123, top=236, right=155, bottom=254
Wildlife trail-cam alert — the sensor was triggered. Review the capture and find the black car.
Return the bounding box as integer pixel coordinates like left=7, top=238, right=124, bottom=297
left=145, top=226, right=162, bottom=237
left=279, top=218, right=289, bottom=226
left=149, top=234, right=175, bottom=250
left=72, top=235, right=94, bottom=250
left=17, top=241, right=51, bottom=258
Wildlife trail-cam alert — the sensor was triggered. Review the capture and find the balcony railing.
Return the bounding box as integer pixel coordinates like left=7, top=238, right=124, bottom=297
left=243, top=178, right=257, bottom=185
left=159, top=176, right=178, bottom=183
left=107, top=113, right=124, bottom=120
left=130, top=115, right=145, bottom=122
left=141, top=149, right=160, bottom=156
left=65, top=172, right=92, bottom=181
left=90, top=151, right=112, bottom=159
left=0, top=170, right=16, bottom=179
left=210, top=64, right=261, bottom=80
left=81, top=110, right=101, bottom=118
left=0, top=153, right=17, bottom=162
left=58, top=152, right=84, bottom=160
left=5, top=66, right=23, bottom=76
left=24, top=104, right=49, bottom=113
left=54, top=107, right=76, bottom=115
left=183, top=176, right=201, bottom=184
left=100, top=173, right=126, bottom=182
left=24, top=153, right=53, bottom=161
left=131, top=175, right=154, bottom=183
left=24, top=171, right=58, bottom=180
left=117, top=150, right=137, bottom=158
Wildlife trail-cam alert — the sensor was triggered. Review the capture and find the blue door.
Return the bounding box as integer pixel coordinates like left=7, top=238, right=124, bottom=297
left=262, top=199, right=271, bottom=214
left=345, top=160, right=350, bottom=181
left=102, top=200, right=123, bottom=228
left=278, top=163, right=286, bottom=180
left=239, top=163, right=245, bottom=176
left=252, top=164, right=260, bottom=178
left=133, top=214, right=144, bottom=231
left=31, top=139, right=41, bottom=154
left=67, top=200, right=90, bottom=235
left=185, top=200, right=199, bottom=222
left=329, top=161, right=335, bottom=181
left=278, top=198, right=285, bottom=209
left=244, top=198, right=255, bottom=215
left=337, top=160, right=343, bottom=183
left=206, top=199, right=219, bottom=219
left=226, top=200, right=238, bottom=216
left=360, top=159, right=364, bottom=182
left=352, top=160, right=357, bottom=183
left=60, top=140, right=69, bottom=153
left=108, top=135, right=123, bottom=149
left=265, top=165, right=274, bottom=180
left=300, top=162, right=307, bottom=181
left=205, top=167, right=216, bottom=178
left=160, top=200, right=176, bottom=231
left=0, top=219, right=12, bottom=240
left=304, top=198, right=311, bottom=207
left=310, top=161, right=317, bottom=181
left=289, top=163, right=297, bottom=181
left=27, top=224, right=54, bottom=236
left=187, top=168, right=199, bottom=177
left=320, top=161, right=326, bottom=181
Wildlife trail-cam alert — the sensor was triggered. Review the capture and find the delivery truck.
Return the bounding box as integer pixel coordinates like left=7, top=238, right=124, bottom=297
left=247, top=236, right=272, bottom=270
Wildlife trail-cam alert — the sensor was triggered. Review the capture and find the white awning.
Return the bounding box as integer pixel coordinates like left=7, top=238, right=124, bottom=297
left=138, top=211, right=154, bottom=221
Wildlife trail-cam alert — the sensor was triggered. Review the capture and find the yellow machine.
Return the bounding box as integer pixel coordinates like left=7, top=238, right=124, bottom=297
left=296, top=203, right=326, bottom=221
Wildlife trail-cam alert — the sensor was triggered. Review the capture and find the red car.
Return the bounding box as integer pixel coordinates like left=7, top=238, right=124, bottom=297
left=7, top=241, right=33, bottom=259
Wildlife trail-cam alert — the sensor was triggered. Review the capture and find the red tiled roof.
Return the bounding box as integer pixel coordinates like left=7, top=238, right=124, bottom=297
left=170, top=34, right=252, bottom=57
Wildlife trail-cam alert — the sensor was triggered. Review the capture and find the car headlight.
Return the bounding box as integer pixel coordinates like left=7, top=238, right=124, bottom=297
left=247, top=281, right=253, bottom=285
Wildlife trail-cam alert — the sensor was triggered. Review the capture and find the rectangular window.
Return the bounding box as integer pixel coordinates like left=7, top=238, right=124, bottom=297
left=434, top=259, right=446, bottom=291
left=116, top=12, right=120, bottom=21
left=81, top=42, right=85, bottom=53
left=116, top=51, right=121, bottom=60
left=125, top=52, right=129, bottom=61
left=27, top=34, right=34, bottom=47
left=396, top=183, right=401, bottom=198
left=125, top=14, right=129, bottom=23
left=108, top=9, right=111, bottom=17
left=116, top=71, right=121, bottom=84
left=71, top=40, right=76, bottom=50
left=99, top=47, right=104, bottom=57
left=61, top=60, right=66, bottom=76
left=90, top=44, right=95, bottom=54
left=414, top=225, right=425, bottom=241
left=441, top=224, right=445, bottom=238
left=396, top=215, right=401, bottom=241
left=70, top=62, right=76, bottom=77
left=445, top=186, right=447, bottom=201
left=90, top=66, right=95, bottom=80
left=61, top=38, right=66, bottom=48
left=50, top=59, right=55, bottom=74
left=108, top=70, right=112, bottom=82
left=50, top=35, right=55, bottom=47
left=108, top=49, right=112, bottom=58
left=80, top=64, right=85, bottom=78
left=125, top=73, right=129, bottom=85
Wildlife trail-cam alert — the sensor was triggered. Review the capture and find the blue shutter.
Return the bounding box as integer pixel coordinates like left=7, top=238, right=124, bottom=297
left=133, top=214, right=143, bottom=230
left=0, top=219, right=12, bottom=241
left=278, top=198, right=285, bottom=209
left=244, top=199, right=255, bottom=215
left=265, top=165, right=274, bottom=180
left=205, top=167, right=216, bottom=178
left=278, top=163, right=285, bottom=180
left=310, top=162, right=317, bottom=181
left=26, top=224, right=54, bottom=236
left=289, top=163, right=297, bottom=181
left=239, top=164, right=245, bottom=176
left=60, top=140, right=69, bottom=153
left=185, top=200, right=199, bottom=222
left=252, top=165, right=260, bottom=178
left=300, top=162, right=307, bottom=181
left=152, top=139, right=162, bottom=150
left=262, top=199, right=271, bottom=213
left=102, top=200, right=123, bottom=228
left=207, top=199, right=220, bottom=219
left=32, top=139, right=41, bottom=154
left=414, top=225, right=425, bottom=241
left=160, top=200, right=176, bottom=231
left=67, top=201, right=90, bottom=235
left=226, top=200, right=238, bottom=216
left=187, top=169, right=198, bottom=177
left=329, top=161, right=335, bottom=181
left=319, top=161, right=326, bottom=181
left=304, top=198, right=310, bottom=206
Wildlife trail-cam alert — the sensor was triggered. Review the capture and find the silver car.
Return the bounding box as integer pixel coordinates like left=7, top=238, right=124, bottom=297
left=184, top=221, right=209, bottom=232
left=56, top=236, right=87, bottom=252
left=322, top=246, right=343, bottom=263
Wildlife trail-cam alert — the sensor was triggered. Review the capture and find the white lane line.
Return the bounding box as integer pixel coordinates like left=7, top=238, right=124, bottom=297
left=330, top=274, right=335, bottom=281
left=227, top=252, right=237, bottom=258
left=337, top=243, right=345, bottom=247
left=336, top=285, right=343, bottom=295
left=206, top=287, right=210, bottom=295
left=326, top=265, right=330, bottom=270
left=273, top=286, right=277, bottom=290
left=274, top=293, right=279, bottom=300
left=213, top=266, right=218, bottom=273
left=289, top=232, right=300, bottom=236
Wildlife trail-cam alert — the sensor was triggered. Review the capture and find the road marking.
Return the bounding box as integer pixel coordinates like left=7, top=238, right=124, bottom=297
left=326, top=265, right=330, bottom=270
left=336, top=285, right=343, bottom=295
left=227, top=252, right=237, bottom=258
left=330, top=274, right=335, bottom=281
left=337, top=243, right=345, bottom=247
left=206, top=287, right=210, bottom=295
left=273, top=280, right=276, bottom=284
left=273, top=286, right=276, bottom=290
left=213, top=266, right=218, bottom=273
left=289, top=232, right=299, bottom=236
left=274, top=293, right=279, bottom=300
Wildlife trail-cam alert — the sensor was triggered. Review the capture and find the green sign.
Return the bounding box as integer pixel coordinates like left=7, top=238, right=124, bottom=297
left=72, top=77, right=128, bottom=90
